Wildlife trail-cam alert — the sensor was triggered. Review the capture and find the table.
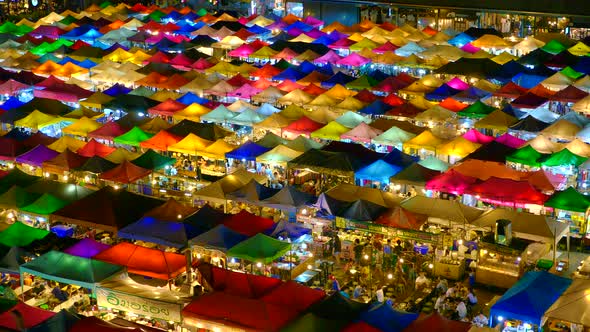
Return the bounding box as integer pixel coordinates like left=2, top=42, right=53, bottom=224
left=294, top=270, right=320, bottom=286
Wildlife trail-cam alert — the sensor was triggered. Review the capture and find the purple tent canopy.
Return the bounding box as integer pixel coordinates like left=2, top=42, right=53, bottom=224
left=511, top=93, right=549, bottom=109
left=447, top=77, right=470, bottom=90
left=303, top=16, right=324, bottom=28
left=461, top=43, right=480, bottom=54
left=313, top=50, right=342, bottom=65
left=15, top=144, right=59, bottom=167
left=63, top=238, right=111, bottom=258
left=266, top=21, right=288, bottom=30
left=287, top=27, right=304, bottom=37
left=305, top=28, right=326, bottom=39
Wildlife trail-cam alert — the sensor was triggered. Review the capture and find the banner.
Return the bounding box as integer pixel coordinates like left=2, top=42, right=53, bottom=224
left=96, top=287, right=182, bottom=323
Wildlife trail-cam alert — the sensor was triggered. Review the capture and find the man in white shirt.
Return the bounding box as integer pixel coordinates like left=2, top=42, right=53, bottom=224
left=434, top=295, right=445, bottom=312
left=456, top=301, right=467, bottom=319
left=467, top=288, right=478, bottom=305
left=473, top=312, right=489, bottom=327
left=415, top=273, right=430, bottom=289
left=445, top=285, right=456, bottom=297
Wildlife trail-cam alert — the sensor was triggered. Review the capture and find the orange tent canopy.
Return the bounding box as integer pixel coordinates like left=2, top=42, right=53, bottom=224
left=139, top=130, right=183, bottom=151
left=98, top=160, right=151, bottom=183
left=93, top=242, right=187, bottom=280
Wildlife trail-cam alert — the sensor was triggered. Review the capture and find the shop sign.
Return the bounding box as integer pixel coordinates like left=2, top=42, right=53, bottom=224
left=96, top=287, right=181, bottom=323
left=336, top=218, right=439, bottom=243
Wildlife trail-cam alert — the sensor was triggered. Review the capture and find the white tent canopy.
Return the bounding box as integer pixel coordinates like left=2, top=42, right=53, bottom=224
left=543, top=279, right=590, bottom=327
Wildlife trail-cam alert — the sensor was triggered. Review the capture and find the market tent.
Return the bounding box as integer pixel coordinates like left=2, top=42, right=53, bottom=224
left=20, top=250, right=122, bottom=289
left=474, top=110, right=518, bottom=132
left=436, top=137, right=481, bottom=159
left=0, top=186, right=40, bottom=210
left=194, top=169, right=267, bottom=203
left=506, top=145, right=546, bottom=166
left=168, top=133, right=213, bottom=155
left=402, top=130, right=445, bottom=153
left=355, top=160, right=402, bottom=183
left=222, top=210, right=275, bottom=236
left=113, top=126, right=153, bottom=147
left=403, top=313, right=471, bottom=332
left=359, top=303, right=419, bottom=332
left=93, top=242, right=187, bottom=280
left=372, top=127, right=417, bottom=147
left=69, top=316, right=164, bottom=332
left=320, top=183, right=400, bottom=209
left=226, top=140, right=272, bottom=161
left=390, top=163, right=442, bottom=187
left=541, top=148, right=587, bottom=167
left=490, top=271, right=571, bottom=327
left=544, top=279, right=590, bottom=327
left=374, top=206, right=426, bottom=230
left=470, top=209, right=567, bottom=242
left=62, top=116, right=102, bottom=137
left=189, top=225, right=248, bottom=252
left=87, top=121, right=129, bottom=141
left=256, top=145, right=303, bottom=165
left=63, top=238, right=111, bottom=258
left=50, top=187, right=163, bottom=232
left=14, top=110, right=61, bottom=131
left=425, top=169, right=478, bottom=194
left=467, top=177, right=548, bottom=205
left=117, top=214, right=204, bottom=248
left=260, top=185, right=316, bottom=212
left=465, top=141, right=515, bottom=163
left=99, top=160, right=151, bottom=184
left=131, top=149, right=175, bottom=170
left=0, top=168, right=39, bottom=194
left=0, top=221, right=49, bottom=247
left=20, top=193, right=69, bottom=215
left=544, top=187, right=590, bottom=212
left=226, top=233, right=291, bottom=264
left=41, top=149, right=89, bottom=173
left=47, top=136, right=86, bottom=153
left=0, top=302, right=56, bottom=331
left=310, top=121, right=349, bottom=141
left=400, top=195, right=483, bottom=224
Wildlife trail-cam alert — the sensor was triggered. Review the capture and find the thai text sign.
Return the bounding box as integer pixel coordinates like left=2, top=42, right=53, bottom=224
left=96, top=287, right=181, bottom=323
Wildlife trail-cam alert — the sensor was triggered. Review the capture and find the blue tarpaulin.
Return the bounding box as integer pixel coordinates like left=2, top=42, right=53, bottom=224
left=118, top=216, right=204, bottom=248
left=512, top=73, right=546, bottom=89
left=355, top=160, right=402, bottom=183
left=176, top=92, right=208, bottom=105
left=273, top=67, right=306, bottom=81
left=447, top=32, right=475, bottom=47
left=265, top=220, right=311, bottom=239
left=425, top=84, right=462, bottom=101
left=490, top=271, right=571, bottom=327
left=359, top=100, right=391, bottom=115
left=189, top=225, right=248, bottom=252
left=322, top=72, right=356, bottom=88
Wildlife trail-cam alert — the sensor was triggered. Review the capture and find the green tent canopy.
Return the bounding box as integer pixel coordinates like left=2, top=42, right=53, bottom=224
left=540, top=148, right=588, bottom=167
left=346, top=75, right=378, bottom=90
left=418, top=156, right=450, bottom=172
left=129, top=87, right=155, bottom=98
left=0, top=169, right=39, bottom=195
left=20, top=193, right=69, bottom=215
left=0, top=22, right=32, bottom=35
left=20, top=250, right=123, bottom=290
left=113, top=126, right=154, bottom=147
left=457, top=100, right=496, bottom=119
left=561, top=66, right=584, bottom=80
left=99, top=0, right=113, bottom=8
left=281, top=313, right=350, bottom=332
left=196, top=8, right=208, bottom=16
left=148, top=10, right=166, bottom=21
left=335, top=111, right=372, bottom=129
left=506, top=145, right=546, bottom=166
left=131, top=149, right=176, bottom=170
left=545, top=187, right=590, bottom=213
left=0, top=186, right=41, bottom=209
left=0, top=222, right=49, bottom=247
left=59, top=15, right=78, bottom=25
left=227, top=233, right=291, bottom=264
left=541, top=40, right=567, bottom=54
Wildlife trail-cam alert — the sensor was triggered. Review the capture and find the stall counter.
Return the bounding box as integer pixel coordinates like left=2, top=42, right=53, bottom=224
left=434, top=260, right=465, bottom=280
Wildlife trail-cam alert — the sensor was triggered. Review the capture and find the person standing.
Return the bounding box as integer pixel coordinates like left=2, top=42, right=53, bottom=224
left=333, top=234, right=341, bottom=264
left=383, top=239, right=392, bottom=271
left=353, top=239, right=364, bottom=264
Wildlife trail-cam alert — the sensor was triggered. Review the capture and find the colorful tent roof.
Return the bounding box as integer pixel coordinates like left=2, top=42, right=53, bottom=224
left=93, top=242, right=186, bottom=279
left=98, top=160, right=151, bottom=183
left=227, top=233, right=291, bottom=264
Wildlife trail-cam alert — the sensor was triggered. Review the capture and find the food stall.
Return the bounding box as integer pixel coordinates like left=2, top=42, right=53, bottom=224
left=433, top=254, right=466, bottom=280
left=96, top=275, right=191, bottom=329
left=475, top=240, right=524, bottom=289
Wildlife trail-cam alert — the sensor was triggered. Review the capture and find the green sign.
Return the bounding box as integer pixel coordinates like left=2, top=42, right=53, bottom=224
left=96, top=287, right=182, bottom=323
left=337, top=219, right=439, bottom=243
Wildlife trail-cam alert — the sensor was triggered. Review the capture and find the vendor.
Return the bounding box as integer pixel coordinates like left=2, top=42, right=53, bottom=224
left=415, top=272, right=430, bottom=289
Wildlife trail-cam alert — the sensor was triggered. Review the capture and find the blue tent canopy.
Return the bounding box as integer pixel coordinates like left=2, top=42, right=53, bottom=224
left=453, top=86, right=491, bottom=102
left=265, top=220, right=311, bottom=239
left=62, top=25, right=95, bottom=38
left=297, top=61, right=320, bottom=74
left=573, top=56, right=590, bottom=74
left=359, top=303, right=419, bottom=332
left=103, top=83, right=132, bottom=97
left=322, top=72, right=356, bottom=88
left=285, top=21, right=313, bottom=32
left=189, top=225, right=248, bottom=252
left=447, top=32, right=475, bottom=47
left=359, top=100, right=391, bottom=115
left=177, top=92, right=208, bottom=105
left=312, top=35, right=338, bottom=45
left=511, top=73, right=546, bottom=89
left=1, top=97, right=25, bottom=110
left=117, top=216, right=203, bottom=248
left=273, top=67, right=306, bottom=81
left=382, top=148, right=419, bottom=167
left=225, top=141, right=271, bottom=161
left=247, top=25, right=271, bottom=35
left=490, top=61, right=527, bottom=82
left=425, top=84, right=462, bottom=101
left=355, top=160, right=402, bottom=183
left=490, top=271, right=571, bottom=327
left=368, top=70, right=389, bottom=83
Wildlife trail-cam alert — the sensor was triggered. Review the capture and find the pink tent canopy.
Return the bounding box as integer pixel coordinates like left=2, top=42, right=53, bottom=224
left=425, top=169, right=478, bottom=194
left=313, top=50, right=342, bottom=65
left=373, top=42, right=399, bottom=54
left=148, top=98, right=187, bottom=117
left=227, top=84, right=262, bottom=99
left=460, top=43, right=480, bottom=54
left=336, top=53, right=371, bottom=67
left=329, top=38, right=356, bottom=50
left=169, top=54, right=194, bottom=68
left=305, top=28, right=326, bottom=39
left=495, top=133, right=527, bottom=148
left=462, top=129, right=494, bottom=144
left=340, top=122, right=383, bottom=143
left=228, top=44, right=257, bottom=57
left=303, top=16, right=324, bottom=27
left=446, top=77, right=470, bottom=90
left=0, top=79, right=30, bottom=96
left=0, top=303, right=55, bottom=330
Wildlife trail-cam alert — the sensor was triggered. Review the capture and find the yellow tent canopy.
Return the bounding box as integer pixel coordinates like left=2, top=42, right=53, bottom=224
left=80, top=92, right=114, bottom=110
left=306, top=93, right=340, bottom=109
left=253, top=113, right=292, bottom=130
left=173, top=103, right=212, bottom=122
left=103, top=148, right=140, bottom=164
left=139, top=117, right=171, bottom=134
left=14, top=110, right=62, bottom=130
left=279, top=104, right=307, bottom=120
left=403, top=130, right=445, bottom=152
left=62, top=116, right=102, bottom=137
left=474, top=109, right=517, bottom=131
left=491, top=52, right=518, bottom=64
left=256, top=144, right=303, bottom=165
left=436, top=136, right=481, bottom=158
left=414, top=105, right=456, bottom=124
left=568, top=42, right=590, bottom=56
left=199, top=139, right=237, bottom=160
left=526, top=135, right=564, bottom=154
left=47, top=136, right=86, bottom=152
left=324, top=84, right=357, bottom=100
left=310, top=121, right=349, bottom=141
left=277, top=89, right=314, bottom=106
left=471, top=34, right=511, bottom=48
left=306, top=108, right=340, bottom=124
left=565, top=139, right=590, bottom=157
left=168, top=133, right=213, bottom=156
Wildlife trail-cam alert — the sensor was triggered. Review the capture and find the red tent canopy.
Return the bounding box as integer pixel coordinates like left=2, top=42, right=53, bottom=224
left=70, top=317, right=162, bottom=332
left=227, top=74, right=253, bottom=87
left=550, top=85, right=589, bottom=103
left=425, top=169, right=479, bottom=194
left=206, top=265, right=282, bottom=298
left=98, top=160, right=151, bottom=184
left=0, top=302, right=55, bottom=330
left=183, top=292, right=298, bottom=331
left=493, top=82, right=528, bottom=98
left=466, top=176, right=549, bottom=205
left=261, top=281, right=325, bottom=312
left=77, top=139, right=116, bottom=158
left=355, top=90, right=381, bottom=103
left=87, top=122, right=129, bottom=141
left=147, top=98, right=187, bottom=117
left=145, top=51, right=171, bottom=64
left=93, top=242, right=187, bottom=280
left=282, top=116, right=324, bottom=137
left=222, top=210, right=275, bottom=236
left=383, top=93, right=405, bottom=107
left=374, top=206, right=427, bottom=230
left=251, top=64, right=283, bottom=79
left=139, top=130, right=182, bottom=151
left=403, top=313, right=471, bottom=332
